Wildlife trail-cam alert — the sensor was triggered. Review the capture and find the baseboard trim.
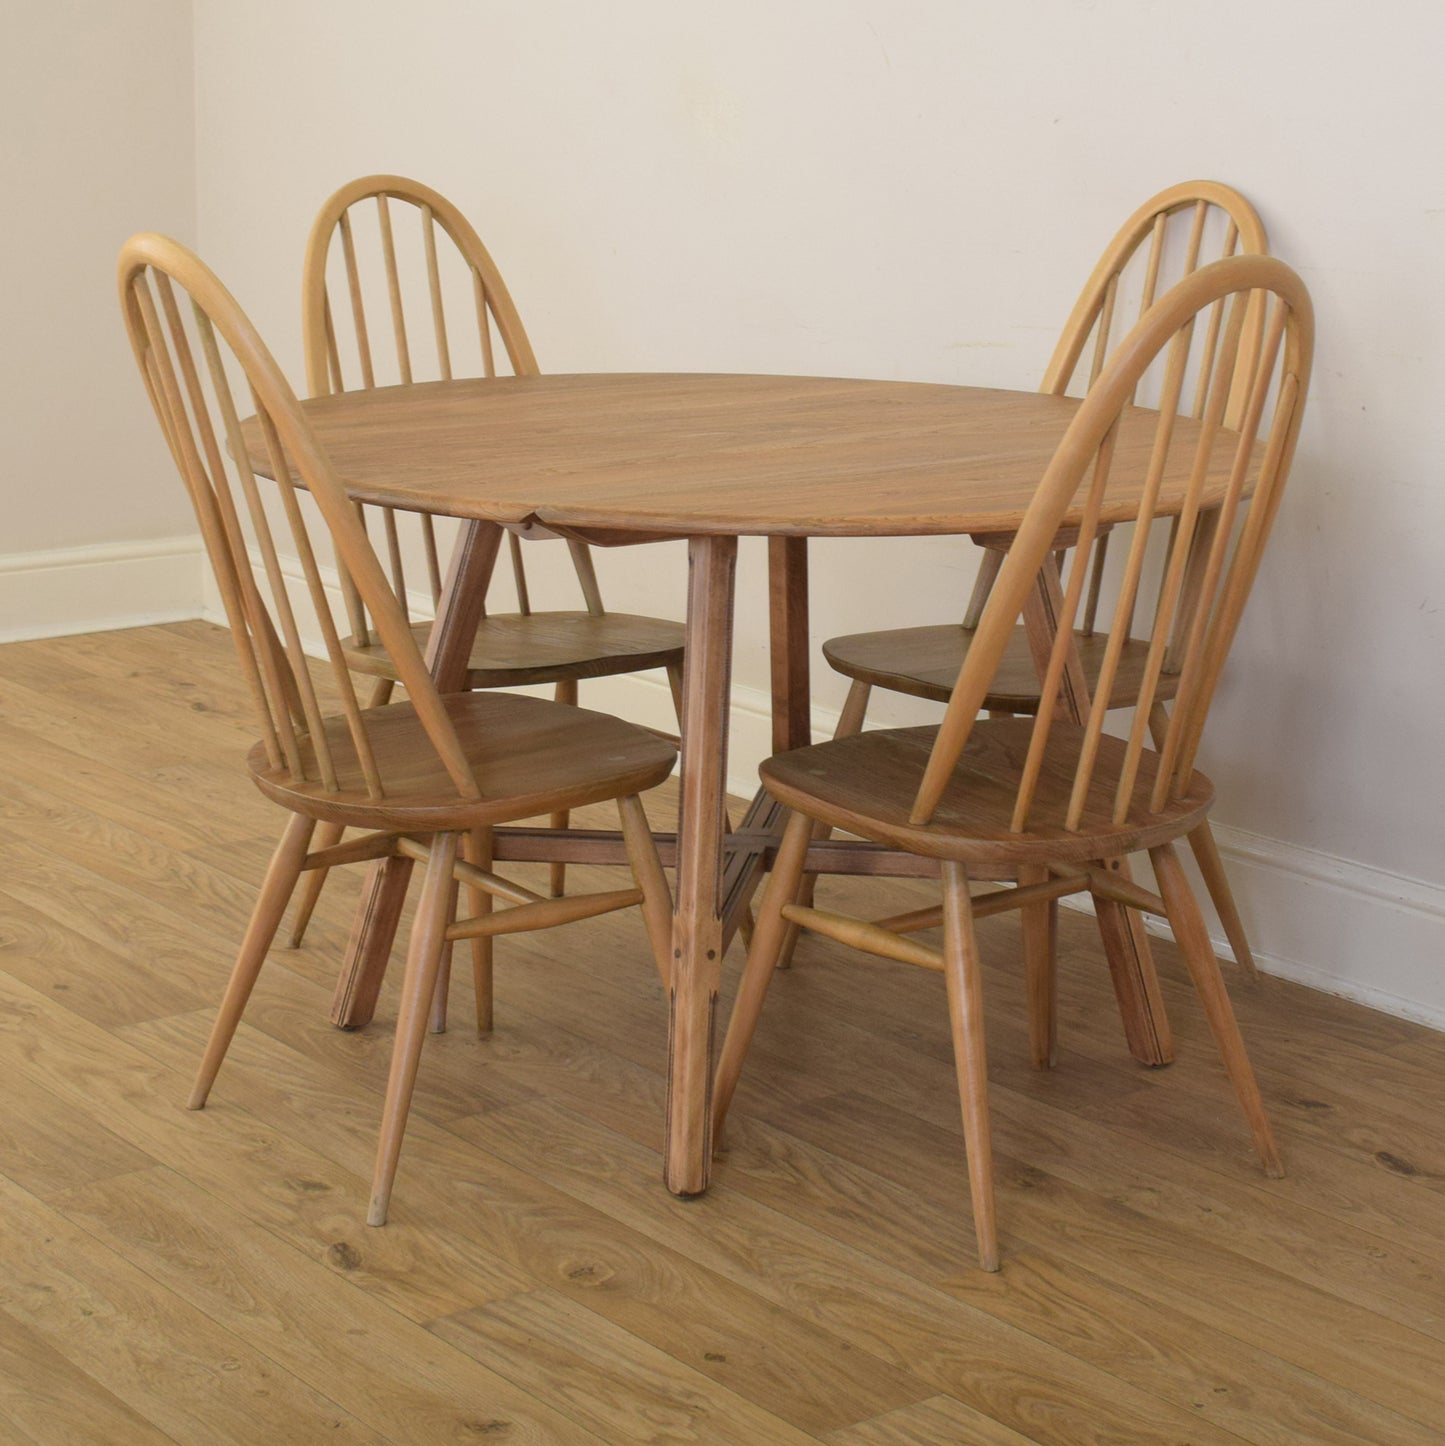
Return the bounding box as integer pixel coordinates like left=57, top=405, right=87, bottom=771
left=0, top=537, right=205, bottom=643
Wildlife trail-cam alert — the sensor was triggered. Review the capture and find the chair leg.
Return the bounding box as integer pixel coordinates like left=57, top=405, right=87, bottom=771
left=666, top=660, right=685, bottom=724
left=465, top=826, right=495, bottom=1034
left=711, top=809, right=814, bottom=1142
left=618, top=794, right=674, bottom=988
left=189, top=813, right=315, bottom=1109
left=428, top=878, right=457, bottom=1035
left=776, top=680, right=873, bottom=970
left=1018, top=863, right=1058, bottom=1070
left=941, top=861, right=1000, bottom=1272
left=287, top=819, right=344, bottom=947
left=548, top=678, right=578, bottom=896
left=291, top=676, right=396, bottom=949
left=369, top=832, right=459, bottom=1226
left=1150, top=842, right=1281, bottom=1178
left=1187, top=822, right=1260, bottom=981
left=1148, top=703, right=1257, bottom=981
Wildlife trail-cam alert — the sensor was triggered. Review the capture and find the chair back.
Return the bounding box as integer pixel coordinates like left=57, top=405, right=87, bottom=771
left=302, top=175, right=605, bottom=646
left=118, top=232, right=481, bottom=804
left=914, top=255, right=1313, bottom=835
left=1042, top=180, right=1268, bottom=420
left=961, top=183, right=1271, bottom=637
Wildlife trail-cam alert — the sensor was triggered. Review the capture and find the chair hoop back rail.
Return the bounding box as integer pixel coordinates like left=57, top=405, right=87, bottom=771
left=118, top=232, right=677, bottom=1225
left=715, top=254, right=1314, bottom=1270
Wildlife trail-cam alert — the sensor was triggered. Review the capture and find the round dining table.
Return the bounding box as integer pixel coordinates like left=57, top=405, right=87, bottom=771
left=276, top=371, right=1242, bottom=1196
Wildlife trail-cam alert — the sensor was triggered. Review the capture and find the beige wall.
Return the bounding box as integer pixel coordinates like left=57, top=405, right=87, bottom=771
left=1, top=0, right=197, bottom=556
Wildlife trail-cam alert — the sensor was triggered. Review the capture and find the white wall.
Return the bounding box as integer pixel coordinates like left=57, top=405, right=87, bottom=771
left=0, top=0, right=202, bottom=637
left=11, top=2, right=1445, bottom=1023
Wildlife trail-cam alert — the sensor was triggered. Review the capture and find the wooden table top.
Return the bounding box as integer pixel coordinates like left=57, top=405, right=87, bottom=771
left=270, top=373, right=1247, bottom=540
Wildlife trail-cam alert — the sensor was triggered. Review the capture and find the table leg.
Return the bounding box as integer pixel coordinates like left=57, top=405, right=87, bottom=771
left=768, top=538, right=816, bottom=969
left=329, top=521, right=503, bottom=1029
left=768, top=537, right=812, bottom=752
left=665, top=534, right=737, bottom=1196
left=1020, top=558, right=1175, bottom=1067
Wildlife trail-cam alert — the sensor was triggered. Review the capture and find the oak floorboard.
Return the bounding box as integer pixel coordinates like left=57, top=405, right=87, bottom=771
left=823, top=1394, right=1043, bottom=1446
left=714, top=950, right=1445, bottom=1347
left=0, top=1304, right=178, bottom=1446
left=452, top=1097, right=1254, bottom=1446
left=0, top=888, right=215, bottom=1030
left=0, top=775, right=267, bottom=944
left=0, top=1173, right=372, bottom=1444
left=711, top=1105, right=1443, bottom=1445
left=0, top=721, right=229, bottom=856
left=120, top=1007, right=932, bottom=1437
left=0, top=1058, right=155, bottom=1201
left=0, top=664, right=226, bottom=773
left=3, top=621, right=1444, bottom=1443
left=0, top=972, right=532, bottom=1325
left=433, top=1288, right=823, bottom=1444
left=739, top=911, right=1445, bottom=1261
left=50, top=1166, right=607, bottom=1445
left=482, top=933, right=1445, bottom=1364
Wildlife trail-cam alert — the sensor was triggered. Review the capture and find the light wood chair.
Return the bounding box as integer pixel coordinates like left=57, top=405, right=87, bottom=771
left=119, top=232, right=678, bottom=1225
left=290, top=174, right=686, bottom=944
left=820, top=182, right=1270, bottom=977
left=714, top=254, right=1314, bottom=1269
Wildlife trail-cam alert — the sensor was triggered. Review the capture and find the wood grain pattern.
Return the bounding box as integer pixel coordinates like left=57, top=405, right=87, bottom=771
left=249, top=376, right=1255, bottom=539
left=2, top=622, right=1443, bottom=1443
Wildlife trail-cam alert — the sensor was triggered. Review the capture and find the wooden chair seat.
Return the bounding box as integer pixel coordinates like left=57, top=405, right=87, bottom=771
left=249, top=691, right=678, bottom=831
left=341, top=611, right=685, bottom=689
left=762, top=719, right=1212, bottom=869
left=822, top=624, right=1177, bottom=714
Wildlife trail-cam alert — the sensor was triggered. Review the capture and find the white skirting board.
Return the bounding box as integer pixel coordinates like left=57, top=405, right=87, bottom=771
left=0, top=537, right=206, bottom=643
left=5, top=535, right=1437, bottom=1032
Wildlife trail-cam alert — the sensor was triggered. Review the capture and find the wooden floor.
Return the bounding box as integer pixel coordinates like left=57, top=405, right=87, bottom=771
left=1, top=620, right=1443, bottom=1444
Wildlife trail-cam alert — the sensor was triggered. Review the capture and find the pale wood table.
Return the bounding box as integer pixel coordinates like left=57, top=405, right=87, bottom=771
left=274, top=372, right=1246, bottom=1196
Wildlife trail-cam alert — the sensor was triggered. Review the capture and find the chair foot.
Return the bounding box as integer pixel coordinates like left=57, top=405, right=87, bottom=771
left=368, top=833, right=459, bottom=1225
left=712, top=810, right=813, bottom=1142
left=1152, top=842, right=1281, bottom=1177
left=1188, top=821, right=1260, bottom=982
left=191, top=814, right=314, bottom=1108
left=942, top=862, right=1000, bottom=1272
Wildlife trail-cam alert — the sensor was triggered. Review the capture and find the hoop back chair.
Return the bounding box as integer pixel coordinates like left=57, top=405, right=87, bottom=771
left=119, top=232, right=677, bottom=1225
left=294, top=175, right=686, bottom=929
left=820, top=181, right=1271, bottom=975
left=715, top=255, right=1314, bottom=1270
